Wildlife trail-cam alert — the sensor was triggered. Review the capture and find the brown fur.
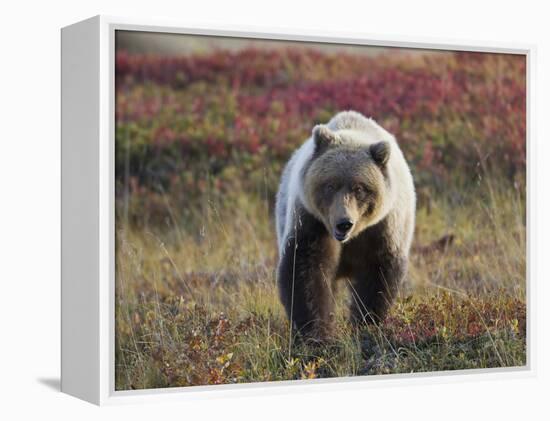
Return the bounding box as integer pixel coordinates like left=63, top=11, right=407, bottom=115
left=276, top=114, right=414, bottom=341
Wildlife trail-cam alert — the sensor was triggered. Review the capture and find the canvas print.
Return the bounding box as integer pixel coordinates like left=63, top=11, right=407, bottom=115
left=114, top=30, right=526, bottom=390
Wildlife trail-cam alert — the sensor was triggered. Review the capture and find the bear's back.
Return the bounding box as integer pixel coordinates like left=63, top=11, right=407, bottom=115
left=327, top=111, right=392, bottom=144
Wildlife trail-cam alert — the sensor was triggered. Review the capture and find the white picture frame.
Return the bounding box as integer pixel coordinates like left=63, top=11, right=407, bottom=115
left=61, top=15, right=535, bottom=405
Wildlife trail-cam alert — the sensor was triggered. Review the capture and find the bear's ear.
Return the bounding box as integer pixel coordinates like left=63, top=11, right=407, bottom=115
left=370, top=141, right=391, bottom=167
left=312, top=124, right=340, bottom=152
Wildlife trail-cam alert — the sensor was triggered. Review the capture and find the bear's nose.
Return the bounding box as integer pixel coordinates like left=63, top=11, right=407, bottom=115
left=336, top=219, right=354, bottom=234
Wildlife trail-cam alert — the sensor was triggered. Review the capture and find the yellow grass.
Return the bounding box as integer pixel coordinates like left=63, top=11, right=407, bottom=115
left=115, top=174, right=526, bottom=390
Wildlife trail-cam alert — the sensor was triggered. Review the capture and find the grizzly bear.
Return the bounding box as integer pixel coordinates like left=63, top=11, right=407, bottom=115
left=275, top=110, right=415, bottom=340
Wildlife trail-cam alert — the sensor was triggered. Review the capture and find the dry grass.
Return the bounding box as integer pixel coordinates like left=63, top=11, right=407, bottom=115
left=115, top=174, right=526, bottom=390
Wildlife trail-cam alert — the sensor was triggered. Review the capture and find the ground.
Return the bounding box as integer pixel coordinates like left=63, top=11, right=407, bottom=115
left=115, top=176, right=525, bottom=389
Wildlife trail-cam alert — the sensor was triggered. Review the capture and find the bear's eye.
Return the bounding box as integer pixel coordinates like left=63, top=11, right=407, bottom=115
left=353, top=184, right=368, bottom=198
left=324, top=183, right=335, bottom=194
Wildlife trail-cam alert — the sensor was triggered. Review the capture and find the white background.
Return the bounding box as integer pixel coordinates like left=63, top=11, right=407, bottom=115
left=0, top=0, right=548, bottom=419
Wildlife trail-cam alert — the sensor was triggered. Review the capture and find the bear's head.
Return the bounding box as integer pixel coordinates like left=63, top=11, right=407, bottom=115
left=303, top=124, right=393, bottom=243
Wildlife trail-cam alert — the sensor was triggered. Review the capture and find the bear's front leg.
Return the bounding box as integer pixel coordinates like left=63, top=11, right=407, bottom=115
left=349, top=254, right=407, bottom=326
left=277, top=210, right=340, bottom=342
